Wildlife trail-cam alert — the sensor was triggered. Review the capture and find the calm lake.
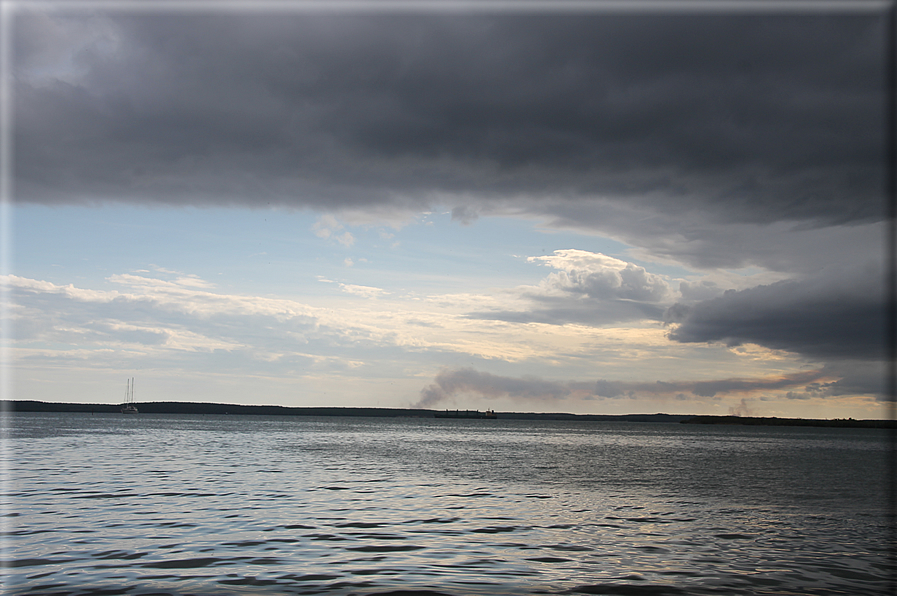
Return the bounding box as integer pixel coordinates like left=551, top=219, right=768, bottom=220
left=3, top=412, right=894, bottom=595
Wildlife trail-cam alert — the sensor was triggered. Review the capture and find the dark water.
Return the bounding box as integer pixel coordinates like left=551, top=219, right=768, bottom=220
left=2, top=413, right=893, bottom=595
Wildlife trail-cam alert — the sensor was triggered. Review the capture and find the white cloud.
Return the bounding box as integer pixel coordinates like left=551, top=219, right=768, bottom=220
left=174, top=274, right=216, bottom=289
left=464, top=250, right=675, bottom=327
left=528, top=250, right=672, bottom=303
left=335, top=231, right=355, bottom=248
left=338, top=284, right=389, bottom=299
left=312, top=214, right=342, bottom=240
left=312, top=215, right=355, bottom=247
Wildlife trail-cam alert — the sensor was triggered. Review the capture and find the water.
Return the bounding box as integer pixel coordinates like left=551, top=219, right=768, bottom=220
left=2, top=413, right=893, bottom=595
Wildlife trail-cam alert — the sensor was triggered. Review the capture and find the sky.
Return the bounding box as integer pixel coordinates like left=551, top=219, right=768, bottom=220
left=2, top=0, right=892, bottom=418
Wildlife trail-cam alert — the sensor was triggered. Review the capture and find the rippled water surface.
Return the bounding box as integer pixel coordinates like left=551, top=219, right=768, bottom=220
left=3, top=413, right=893, bottom=595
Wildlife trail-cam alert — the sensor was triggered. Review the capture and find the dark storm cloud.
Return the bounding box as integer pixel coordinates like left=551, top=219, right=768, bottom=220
left=665, top=271, right=886, bottom=361
left=14, top=9, right=886, bottom=226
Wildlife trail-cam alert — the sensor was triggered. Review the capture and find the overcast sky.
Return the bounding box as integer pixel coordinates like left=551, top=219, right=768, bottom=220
left=4, top=1, right=891, bottom=418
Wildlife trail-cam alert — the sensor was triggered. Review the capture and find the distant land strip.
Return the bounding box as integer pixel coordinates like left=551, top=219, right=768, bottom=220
left=2, top=401, right=894, bottom=428
left=682, top=415, right=896, bottom=429
left=1, top=400, right=686, bottom=422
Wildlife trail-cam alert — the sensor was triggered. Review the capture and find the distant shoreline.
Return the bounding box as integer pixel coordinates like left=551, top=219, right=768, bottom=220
left=2, top=400, right=894, bottom=428
left=681, top=414, right=895, bottom=429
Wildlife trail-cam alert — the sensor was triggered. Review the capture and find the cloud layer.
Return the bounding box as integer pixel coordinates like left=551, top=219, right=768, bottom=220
left=15, top=11, right=885, bottom=231
left=414, top=366, right=846, bottom=409
left=665, top=271, right=886, bottom=361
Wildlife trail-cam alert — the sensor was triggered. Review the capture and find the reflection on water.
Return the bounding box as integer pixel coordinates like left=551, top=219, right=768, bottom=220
left=3, top=413, right=893, bottom=595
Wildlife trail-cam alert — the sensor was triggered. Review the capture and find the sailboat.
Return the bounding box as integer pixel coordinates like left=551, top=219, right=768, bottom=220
left=121, top=377, right=139, bottom=414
